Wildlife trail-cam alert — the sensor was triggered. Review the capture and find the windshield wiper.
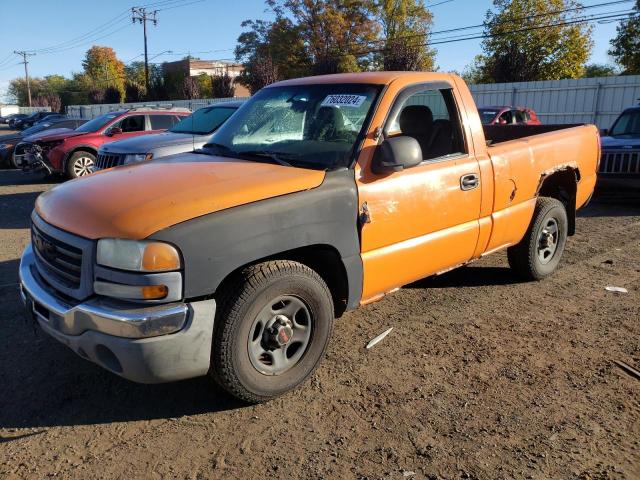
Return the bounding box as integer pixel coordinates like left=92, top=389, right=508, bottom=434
left=236, top=150, right=295, bottom=167
left=196, top=142, right=236, bottom=157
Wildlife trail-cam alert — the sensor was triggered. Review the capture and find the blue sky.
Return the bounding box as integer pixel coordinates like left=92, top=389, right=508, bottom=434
left=0, top=0, right=623, bottom=102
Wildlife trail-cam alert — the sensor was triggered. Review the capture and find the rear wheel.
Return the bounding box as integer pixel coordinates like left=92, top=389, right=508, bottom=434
left=507, top=197, right=568, bottom=280
left=66, top=151, right=95, bottom=179
left=211, top=260, right=334, bottom=403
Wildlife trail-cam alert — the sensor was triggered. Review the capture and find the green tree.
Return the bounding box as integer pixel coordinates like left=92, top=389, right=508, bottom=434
left=582, top=63, right=618, bottom=78
left=476, top=0, right=593, bottom=83
left=376, top=0, right=436, bottom=71
left=609, top=0, right=640, bottom=75
left=82, top=46, right=126, bottom=101
left=195, top=73, right=213, bottom=98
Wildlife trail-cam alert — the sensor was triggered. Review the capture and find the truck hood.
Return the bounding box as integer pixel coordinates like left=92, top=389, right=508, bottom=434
left=100, top=131, right=206, bottom=154
left=36, top=153, right=326, bottom=240
left=25, top=128, right=83, bottom=143
left=601, top=136, right=640, bottom=149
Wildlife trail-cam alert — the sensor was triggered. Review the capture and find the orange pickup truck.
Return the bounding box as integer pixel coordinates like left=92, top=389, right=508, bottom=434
left=20, top=72, right=599, bottom=403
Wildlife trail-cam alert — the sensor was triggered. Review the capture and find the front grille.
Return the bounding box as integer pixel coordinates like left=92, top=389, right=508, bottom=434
left=94, top=153, right=125, bottom=171
left=32, top=224, right=82, bottom=288
left=31, top=214, right=94, bottom=301
left=599, top=150, right=640, bottom=174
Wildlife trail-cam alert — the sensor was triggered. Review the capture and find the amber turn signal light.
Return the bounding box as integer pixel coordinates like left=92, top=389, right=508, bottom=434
left=141, top=285, right=169, bottom=300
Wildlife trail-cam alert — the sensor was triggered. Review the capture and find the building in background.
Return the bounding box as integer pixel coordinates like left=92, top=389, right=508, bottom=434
left=162, top=58, right=250, bottom=97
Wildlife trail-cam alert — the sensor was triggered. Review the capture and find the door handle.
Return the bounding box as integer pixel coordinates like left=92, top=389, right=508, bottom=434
left=460, top=173, right=480, bottom=191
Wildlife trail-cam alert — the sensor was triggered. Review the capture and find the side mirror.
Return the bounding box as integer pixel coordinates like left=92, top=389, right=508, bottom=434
left=371, top=136, right=423, bottom=174
left=107, top=126, right=123, bottom=136
left=600, top=128, right=609, bottom=136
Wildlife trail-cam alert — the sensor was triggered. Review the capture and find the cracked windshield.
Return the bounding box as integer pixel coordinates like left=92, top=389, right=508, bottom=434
left=208, top=84, right=380, bottom=169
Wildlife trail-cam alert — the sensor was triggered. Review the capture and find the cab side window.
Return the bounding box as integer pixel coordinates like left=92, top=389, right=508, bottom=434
left=114, top=115, right=145, bottom=133
left=498, top=110, right=513, bottom=124
left=513, top=110, right=526, bottom=124
left=387, top=88, right=466, bottom=161
left=149, top=114, right=180, bottom=130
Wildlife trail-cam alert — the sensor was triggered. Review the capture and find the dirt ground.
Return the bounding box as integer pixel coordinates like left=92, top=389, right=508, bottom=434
left=0, top=169, right=638, bottom=480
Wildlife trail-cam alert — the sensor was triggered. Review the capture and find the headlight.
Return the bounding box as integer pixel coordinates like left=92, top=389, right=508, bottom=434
left=122, top=153, right=153, bottom=165
left=97, top=239, right=181, bottom=272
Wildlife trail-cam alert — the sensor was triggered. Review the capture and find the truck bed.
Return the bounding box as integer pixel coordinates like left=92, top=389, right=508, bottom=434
left=484, top=124, right=584, bottom=145
left=484, top=122, right=600, bottom=228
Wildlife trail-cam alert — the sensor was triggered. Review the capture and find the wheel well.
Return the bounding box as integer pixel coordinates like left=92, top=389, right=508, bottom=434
left=65, top=147, right=97, bottom=169
left=537, top=168, right=578, bottom=235
left=217, top=245, right=350, bottom=318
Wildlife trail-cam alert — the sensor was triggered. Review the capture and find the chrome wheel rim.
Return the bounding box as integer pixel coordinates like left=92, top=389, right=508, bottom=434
left=537, top=217, right=559, bottom=264
left=73, top=156, right=94, bottom=176
left=247, top=295, right=312, bottom=376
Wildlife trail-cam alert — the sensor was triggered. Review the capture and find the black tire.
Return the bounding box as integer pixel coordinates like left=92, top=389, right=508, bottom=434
left=507, top=197, right=568, bottom=281
left=66, top=150, right=96, bottom=179
left=211, top=260, right=334, bottom=403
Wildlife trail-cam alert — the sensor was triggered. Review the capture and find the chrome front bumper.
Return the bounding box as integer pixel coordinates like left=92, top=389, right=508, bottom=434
left=19, top=245, right=216, bottom=383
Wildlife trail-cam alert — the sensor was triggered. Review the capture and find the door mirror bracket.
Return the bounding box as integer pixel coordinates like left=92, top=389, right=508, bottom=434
left=371, top=136, right=423, bottom=174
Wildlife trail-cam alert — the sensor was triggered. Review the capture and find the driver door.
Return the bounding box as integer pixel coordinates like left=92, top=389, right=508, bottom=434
left=356, top=84, right=482, bottom=302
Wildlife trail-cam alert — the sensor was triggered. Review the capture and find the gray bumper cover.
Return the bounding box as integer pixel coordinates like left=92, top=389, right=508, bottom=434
left=19, top=245, right=216, bottom=383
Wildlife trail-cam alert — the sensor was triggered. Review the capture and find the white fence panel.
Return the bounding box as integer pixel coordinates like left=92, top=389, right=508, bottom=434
left=469, top=75, right=640, bottom=129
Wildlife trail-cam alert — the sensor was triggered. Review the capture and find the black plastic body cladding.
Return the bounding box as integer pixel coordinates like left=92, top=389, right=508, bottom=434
left=150, top=168, right=363, bottom=310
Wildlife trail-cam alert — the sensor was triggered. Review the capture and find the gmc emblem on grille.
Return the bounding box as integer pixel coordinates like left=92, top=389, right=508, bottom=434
left=33, top=233, right=56, bottom=258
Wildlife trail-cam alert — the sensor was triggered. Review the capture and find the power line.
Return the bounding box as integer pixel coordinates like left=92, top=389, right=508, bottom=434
left=351, top=9, right=635, bottom=57
left=354, top=0, right=636, bottom=50
left=26, top=11, right=131, bottom=54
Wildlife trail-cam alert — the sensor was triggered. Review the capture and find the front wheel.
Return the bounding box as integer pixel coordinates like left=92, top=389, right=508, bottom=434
left=507, top=197, right=568, bottom=280
left=66, top=151, right=96, bottom=179
left=211, top=260, right=334, bottom=403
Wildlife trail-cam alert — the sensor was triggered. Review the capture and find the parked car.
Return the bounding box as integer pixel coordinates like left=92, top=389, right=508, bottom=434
left=598, top=104, right=640, bottom=192
left=94, top=101, right=243, bottom=171
left=19, top=72, right=598, bottom=402
left=15, top=107, right=190, bottom=178
left=0, top=118, right=86, bottom=168
left=478, top=106, right=542, bottom=125
left=7, top=114, right=29, bottom=129
left=12, top=111, right=59, bottom=130
left=1, top=112, right=21, bottom=124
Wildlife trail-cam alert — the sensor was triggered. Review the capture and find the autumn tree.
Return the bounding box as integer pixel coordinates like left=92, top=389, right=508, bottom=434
left=82, top=46, right=126, bottom=101
left=235, top=9, right=309, bottom=92
left=282, top=0, right=379, bottom=73
left=475, top=0, right=593, bottom=83
left=212, top=73, right=235, bottom=98
left=377, top=0, right=436, bottom=71
left=32, top=93, right=62, bottom=112
left=609, top=0, right=640, bottom=74
left=181, top=76, right=200, bottom=99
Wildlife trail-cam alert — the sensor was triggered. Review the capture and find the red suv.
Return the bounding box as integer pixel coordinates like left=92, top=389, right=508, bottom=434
left=478, top=106, right=541, bottom=126
left=15, top=108, right=190, bottom=178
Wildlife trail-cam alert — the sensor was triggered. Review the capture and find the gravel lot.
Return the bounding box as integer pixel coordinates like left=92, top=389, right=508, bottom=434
left=0, top=170, right=638, bottom=480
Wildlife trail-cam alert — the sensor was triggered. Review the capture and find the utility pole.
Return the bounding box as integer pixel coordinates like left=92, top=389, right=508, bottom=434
left=131, top=6, right=158, bottom=98
left=14, top=51, right=34, bottom=107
